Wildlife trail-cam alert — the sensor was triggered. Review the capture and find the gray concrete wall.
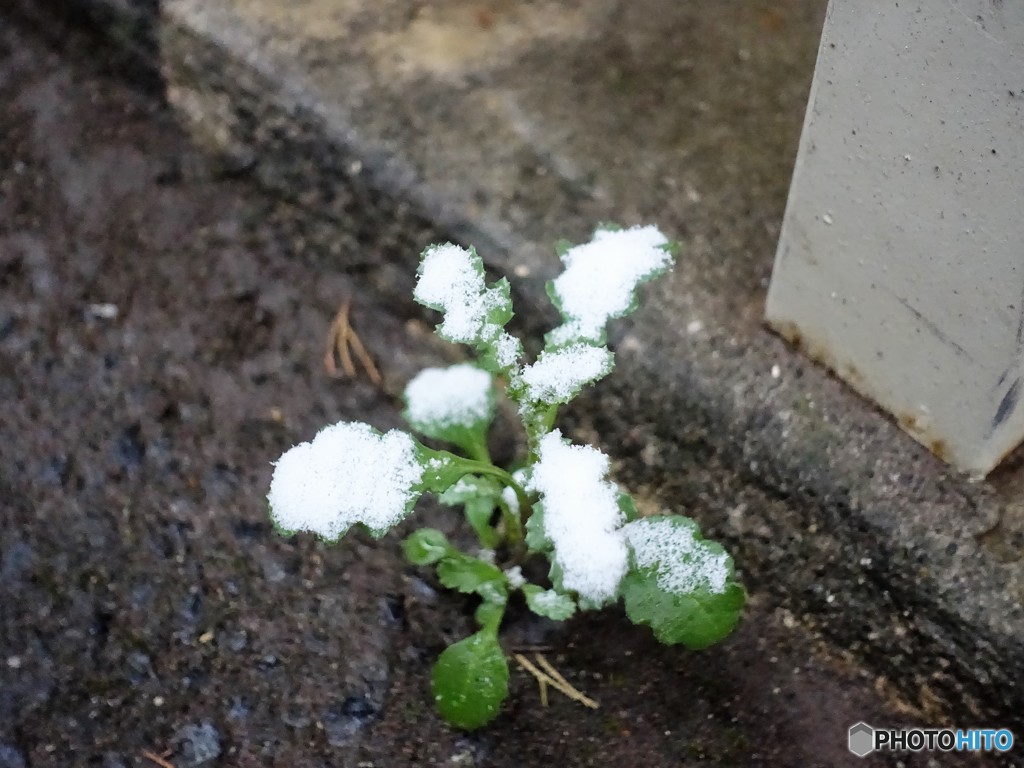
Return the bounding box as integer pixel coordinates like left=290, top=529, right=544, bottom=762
left=767, top=0, right=1024, bottom=476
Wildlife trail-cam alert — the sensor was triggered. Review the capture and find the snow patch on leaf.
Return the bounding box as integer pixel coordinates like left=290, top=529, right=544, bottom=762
left=500, top=485, right=519, bottom=515
left=623, top=517, right=729, bottom=595
left=548, top=225, right=672, bottom=345
left=526, top=430, right=627, bottom=604
left=414, top=244, right=509, bottom=345
left=492, top=332, right=523, bottom=369
left=268, top=422, right=422, bottom=539
left=405, top=364, right=493, bottom=430
left=523, top=585, right=576, bottom=620
left=520, top=343, right=614, bottom=405
left=504, top=565, right=526, bottom=589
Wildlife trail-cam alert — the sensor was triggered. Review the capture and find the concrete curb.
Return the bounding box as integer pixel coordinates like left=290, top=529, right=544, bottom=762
left=75, top=0, right=1024, bottom=720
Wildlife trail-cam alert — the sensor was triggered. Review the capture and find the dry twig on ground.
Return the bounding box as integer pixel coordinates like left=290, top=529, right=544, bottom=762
left=324, top=298, right=382, bottom=386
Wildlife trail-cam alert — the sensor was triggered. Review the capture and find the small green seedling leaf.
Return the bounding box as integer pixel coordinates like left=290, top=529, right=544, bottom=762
left=402, top=528, right=451, bottom=566
left=475, top=579, right=509, bottom=606
left=545, top=224, right=675, bottom=347
left=413, top=244, right=521, bottom=373
left=524, top=504, right=551, bottom=554
left=522, top=585, right=576, bottom=621
left=546, top=560, right=568, bottom=597
left=516, top=342, right=614, bottom=406
left=438, top=475, right=502, bottom=504
left=620, top=572, right=744, bottom=649
left=482, top=276, right=514, bottom=333
left=616, top=492, right=640, bottom=523
left=620, top=515, right=744, bottom=649
left=439, top=476, right=502, bottom=548
left=553, top=238, right=574, bottom=258
left=432, top=630, right=510, bottom=730
left=416, top=450, right=481, bottom=495
left=437, top=554, right=505, bottom=595
left=464, top=498, right=500, bottom=548
left=404, top=364, right=496, bottom=459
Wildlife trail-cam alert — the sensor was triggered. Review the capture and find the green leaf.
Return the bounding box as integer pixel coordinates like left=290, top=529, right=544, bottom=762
left=524, top=504, right=551, bottom=554
left=437, top=554, right=505, bottom=595
left=402, top=529, right=451, bottom=566
left=475, top=579, right=509, bottom=606
left=522, top=585, right=576, bottom=621
left=465, top=275, right=521, bottom=375
left=413, top=244, right=519, bottom=374
left=410, top=419, right=493, bottom=461
left=621, top=574, right=744, bottom=649
left=544, top=226, right=676, bottom=347
left=464, top=497, right=500, bottom=548
left=431, top=630, right=509, bottom=730
left=415, top=449, right=477, bottom=495
left=478, top=332, right=523, bottom=375
left=403, top=365, right=496, bottom=458
left=438, top=476, right=502, bottom=548
left=516, top=402, right=559, bottom=450
left=438, top=475, right=502, bottom=504
left=516, top=343, right=614, bottom=407
left=482, top=276, right=514, bottom=331
left=544, top=278, right=568, bottom=327
left=620, top=515, right=745, bottom=649
left=616, top=492, right=640, bottom=523
left=546, top=560, right=567, bottom=595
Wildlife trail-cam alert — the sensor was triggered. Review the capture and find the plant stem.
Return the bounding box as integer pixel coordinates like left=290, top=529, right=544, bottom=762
left=523, top=403, right=560, bottom=464
left=465, top=435, right=492, bottom=465
left=449, top=457, right=531, bottom=544
left=496, top=498, right=522, bottom=545
left=538, top=404, right=559, bottom=434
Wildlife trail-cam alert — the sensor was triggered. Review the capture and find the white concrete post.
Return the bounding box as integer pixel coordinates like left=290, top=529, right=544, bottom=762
left=766, top=0, right=1024, bottom=476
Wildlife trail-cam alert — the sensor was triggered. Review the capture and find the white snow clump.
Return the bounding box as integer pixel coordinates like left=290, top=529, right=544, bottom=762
left=623, top=518, right=729, bottom=595
left=549, top=225, right=672, bottom=345
left=527, top=430, right=628, bottom=603
left=500, top=485, right=519, bottom=515
left=520, top=342, right=614, bottom=404
left=504, top=565, right=526, bottom=589
left=268, top=422, right=422, bottom=540
left=492, top=331, right=523, bottom=369
left=405, top=364, right=493, bottom=429
left=414, top=244, right=506, bottom=345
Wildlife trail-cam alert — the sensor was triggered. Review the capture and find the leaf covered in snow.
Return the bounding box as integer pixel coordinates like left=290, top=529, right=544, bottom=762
left=547, top=224, right=674, bottom=346
left=620, top=515, right=745, bottom=648
left=414, top=243, right=522, bottom=372
left=404, top=363, right=496, bottom=459
left=267, top=422, right=424, bottom=540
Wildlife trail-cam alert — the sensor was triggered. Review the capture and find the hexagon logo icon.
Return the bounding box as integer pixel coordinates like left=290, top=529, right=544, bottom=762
left=848, top=722, right=875, bottom=757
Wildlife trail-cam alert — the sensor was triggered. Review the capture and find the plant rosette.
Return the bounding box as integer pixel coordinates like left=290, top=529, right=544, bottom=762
left=267, top=224, right=745, bottom=729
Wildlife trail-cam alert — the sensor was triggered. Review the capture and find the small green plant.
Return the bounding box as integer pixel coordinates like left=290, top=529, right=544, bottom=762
left=267, top=224, right=744, bottom=729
